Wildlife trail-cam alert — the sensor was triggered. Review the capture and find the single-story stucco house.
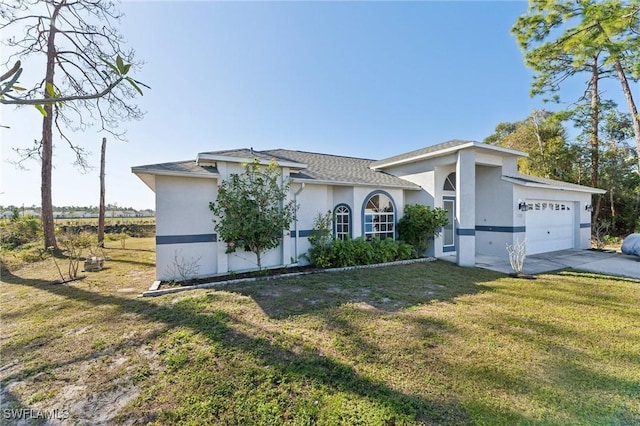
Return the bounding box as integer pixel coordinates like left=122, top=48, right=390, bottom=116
left=132, top=140, right=605, bottom=281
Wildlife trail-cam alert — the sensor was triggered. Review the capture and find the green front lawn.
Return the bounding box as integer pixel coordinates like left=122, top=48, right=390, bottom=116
left=1, top=238, right=639, bottom=425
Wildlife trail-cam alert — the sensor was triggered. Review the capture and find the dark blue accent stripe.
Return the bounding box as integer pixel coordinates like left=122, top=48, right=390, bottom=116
left=443, top=246, right=456, bottom=253
left=476, top=226, right=526, bottom=233
left=580, top=223, right=591, bottom=229
left=289, top=230, right=314, bottom=238
left=456, top=228, right=476, bottom=236
left=156, top=234, right=217, bottom=244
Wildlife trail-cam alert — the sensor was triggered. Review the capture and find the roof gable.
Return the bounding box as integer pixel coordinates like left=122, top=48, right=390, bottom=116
left=131, top=160, right=219, bottom=191
left=371, top=140, right=527, bottom=170
left=132, top=160, right=219, bottom=176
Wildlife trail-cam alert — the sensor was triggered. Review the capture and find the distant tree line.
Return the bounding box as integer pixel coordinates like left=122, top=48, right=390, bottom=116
left=0, top=205, right=154, bottom=215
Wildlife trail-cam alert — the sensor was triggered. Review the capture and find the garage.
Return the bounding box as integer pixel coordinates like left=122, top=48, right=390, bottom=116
left=525, top=200, right=575, bottom=255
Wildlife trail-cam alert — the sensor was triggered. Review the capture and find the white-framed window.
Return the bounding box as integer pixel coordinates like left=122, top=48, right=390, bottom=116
left=363, top=192, right=395, bottom=240
left=334, top=204, right=351, bottom=241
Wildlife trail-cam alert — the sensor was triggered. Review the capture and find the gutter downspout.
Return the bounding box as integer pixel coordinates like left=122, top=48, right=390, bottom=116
left=293, top=183, right=305, bottom=262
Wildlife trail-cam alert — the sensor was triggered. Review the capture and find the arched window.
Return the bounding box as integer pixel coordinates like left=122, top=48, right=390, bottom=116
left=334, top=204, right=351, bottom=241
left=363, top=192, right=395, bottom=240
left=443, top=172, right=456, bottom=191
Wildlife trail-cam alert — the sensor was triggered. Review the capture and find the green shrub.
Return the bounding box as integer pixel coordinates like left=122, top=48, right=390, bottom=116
left=370, top=237, right=399, bottom=263
left=305, top=211, right=334, bottom=268
left=0, top=216, right=42, bottom=249
left=105, top=233, right=120, bottom=242
left=397, top=204, right=449, bottom=257
left=307, top=236, right=418, bottom=269
left=397, top=241, right=415, bottom=260
left=351, top=237, right=375, bottom=265
left=307, top=211, right=333, bottom=248
left=603, top=234, right=621, bottom=246
left=304, top=209, right=424, bottom=269
left=330, top=238, right=355, bottom=267
left=19, top=246, right=50, bottom=263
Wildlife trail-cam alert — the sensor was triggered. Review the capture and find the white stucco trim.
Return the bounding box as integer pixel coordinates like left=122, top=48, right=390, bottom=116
left=371, top=142, right=528, bottom=170
left=290, top=177, right=421, bottom=190
left=132, top=169, right=219, bottom=179
left=501, top=176, right=606, bottom=194
left=473, top=143, right=529, bottom=158
left=132, top=170, right=218, bottom=191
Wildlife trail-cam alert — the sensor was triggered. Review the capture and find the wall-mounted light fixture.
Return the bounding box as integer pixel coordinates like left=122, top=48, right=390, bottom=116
left=585, top=204, right=593, bottom=212
left=518, top=201, right=528, bottom=212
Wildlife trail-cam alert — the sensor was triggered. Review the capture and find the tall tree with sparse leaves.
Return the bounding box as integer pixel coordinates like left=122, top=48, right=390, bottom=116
left=512, top=0, right=640, bottom=180
left=1, top=0, right=146, bottom=250
left=573, top=101, right=640, bottom=229
left=209, top=159, right=298, bottom=271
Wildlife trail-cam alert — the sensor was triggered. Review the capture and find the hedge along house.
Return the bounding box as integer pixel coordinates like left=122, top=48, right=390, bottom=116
left=132, top=140, right=605, bottom=281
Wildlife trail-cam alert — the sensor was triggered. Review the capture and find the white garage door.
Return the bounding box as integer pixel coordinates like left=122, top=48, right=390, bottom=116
left=525, top=200, right=575, bottom=255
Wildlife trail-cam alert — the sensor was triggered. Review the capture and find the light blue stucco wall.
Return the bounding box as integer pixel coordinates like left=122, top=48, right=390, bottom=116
left=475, top=166, right=519, bottom=258
left=155, top=175, right=218, bottom=281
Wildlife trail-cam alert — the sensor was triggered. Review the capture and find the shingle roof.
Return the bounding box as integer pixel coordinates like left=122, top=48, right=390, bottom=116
left=199, top=148, right=278, bottom=163
left=132, top=147, right=604, bottom=194
left=262, top=149, right=420, bottom=189
left=503, top=174, right=606, bottom=194
left=133, top=149, right=421, bottom=189
left=132, top=160, right=219, bottom=176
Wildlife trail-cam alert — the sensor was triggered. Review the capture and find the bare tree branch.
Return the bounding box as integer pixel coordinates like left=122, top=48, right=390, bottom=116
left=10, top=139, right=43, bottom=170
left=2, top=76, right=125, bottom=104
left=1, top=0, right=146, bottom=250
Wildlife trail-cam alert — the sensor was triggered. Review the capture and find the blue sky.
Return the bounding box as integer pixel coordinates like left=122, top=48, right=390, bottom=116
left=1, top=1, right=627, bottom=210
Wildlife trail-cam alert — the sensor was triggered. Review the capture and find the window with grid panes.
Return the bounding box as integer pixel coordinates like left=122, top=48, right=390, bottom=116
left=334, top=205, right=351, bottom=240
left=363, top=193, right=395, bottom=240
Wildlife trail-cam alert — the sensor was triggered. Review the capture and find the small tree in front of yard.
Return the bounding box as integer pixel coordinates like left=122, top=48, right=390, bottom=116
left=306, top=211, right=334, bottom=268
left=52, top=231, right=94, bottom=282
left=397, top=204, right=449, bottom=257
left=209, top=159, right=298, bottom=270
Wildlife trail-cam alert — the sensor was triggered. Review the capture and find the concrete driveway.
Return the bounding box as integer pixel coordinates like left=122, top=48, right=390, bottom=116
left=473, top=249, right=640, bottom=280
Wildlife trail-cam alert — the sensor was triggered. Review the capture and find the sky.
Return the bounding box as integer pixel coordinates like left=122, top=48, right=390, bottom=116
left=0, top=1, right=633, bottom=210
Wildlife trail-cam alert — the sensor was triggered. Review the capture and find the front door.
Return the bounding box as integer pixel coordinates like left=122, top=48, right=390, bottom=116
left=443, top=197, right=455, bottom=252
